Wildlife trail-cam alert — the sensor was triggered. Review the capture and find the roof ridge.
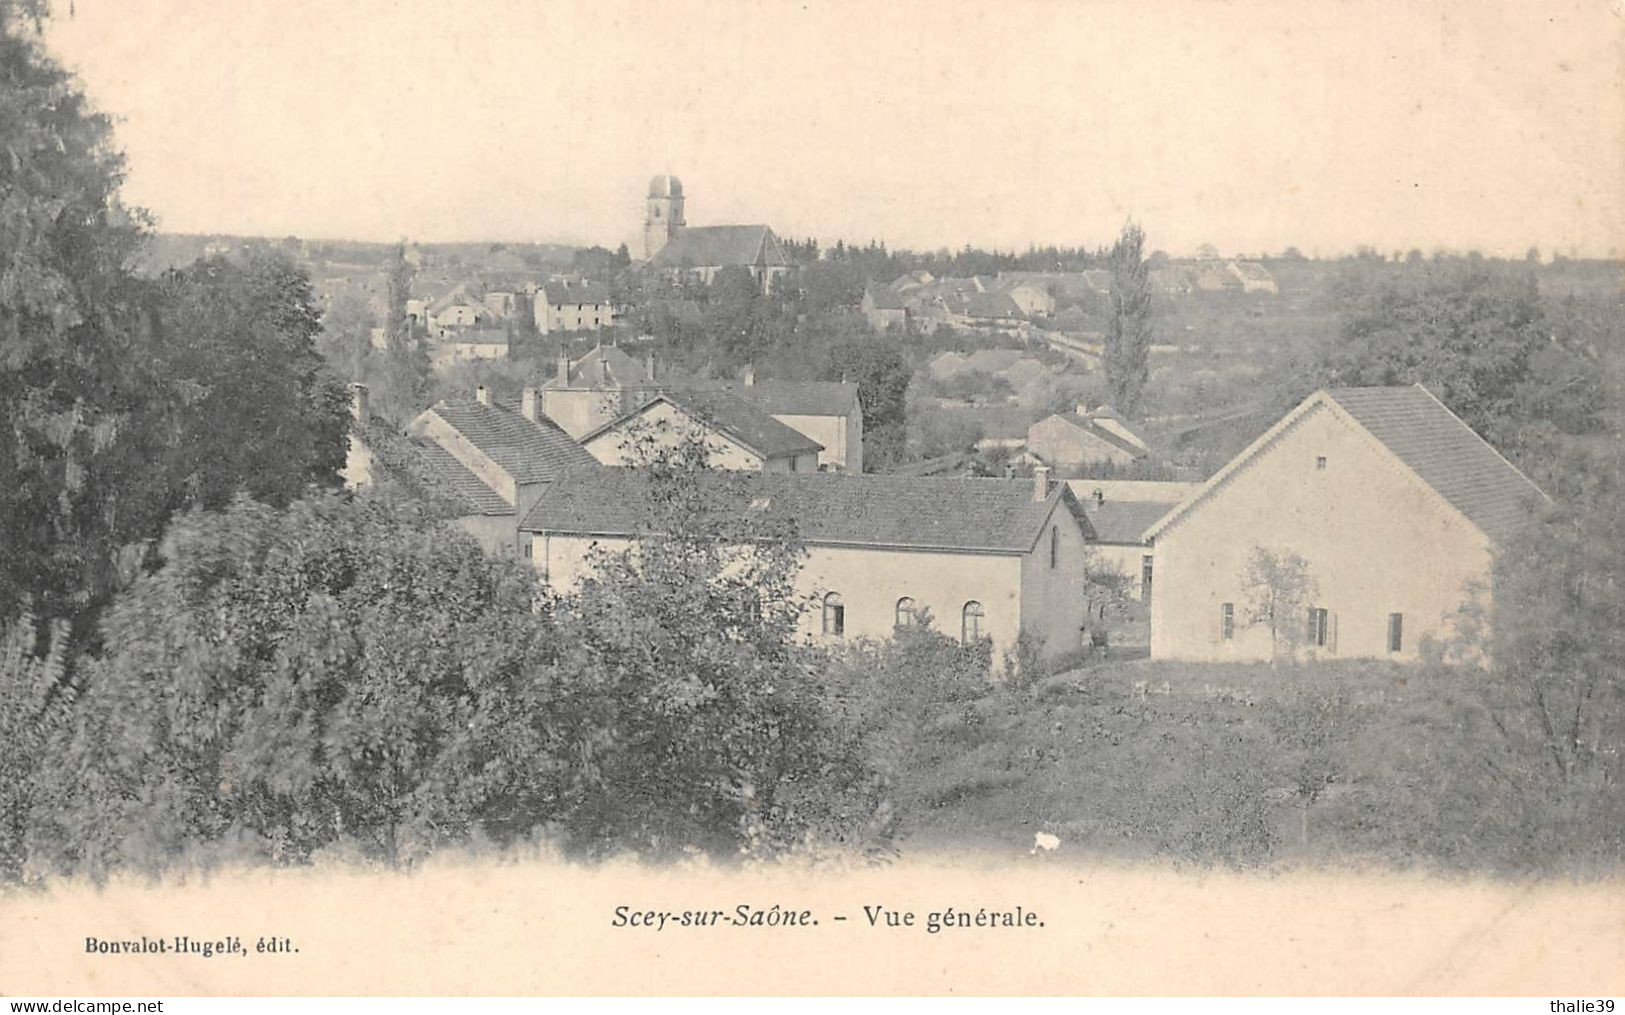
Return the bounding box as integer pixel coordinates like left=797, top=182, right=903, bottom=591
left=1405, top=382, right=1550, bottom=504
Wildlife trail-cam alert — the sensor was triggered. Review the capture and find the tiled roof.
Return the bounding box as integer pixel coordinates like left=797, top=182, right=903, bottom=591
left=411, top=442, right=513, bottom=515
left=542, top=281, right=611, bottom=306
left=649, top=225, right=785, bottom=269
left=1146, top=385, right=1547, bottom=544
left=446, top=328, right=510, bottom=346
left=543, top=344, right=648, bottom=389
left=1325, top=385, right=1546, bottom=544
left=731, top=379, right=860, bottom=418
left=1082, top=500, right=1180, bottom=545
left=427, top=287, right=486, bottom=315
left=864, top=285, right=908, bottom=310
left=424, top=398, right=597, bottom=484
left=1041, top=414, right=1148, bottom=460
left=585, top=389, right=823, bottom=460
left=522, top=468, right=1090, bottom=552
left=356, top=419, right=510, bottom=516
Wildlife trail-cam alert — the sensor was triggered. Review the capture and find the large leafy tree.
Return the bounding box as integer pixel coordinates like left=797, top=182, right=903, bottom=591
left=30, top=493, right=570, bottom=876
left=541, top=435, right=883, bottom=859
left=825, top=336, right=909, bottom=470
left=152, top=253, right=349, bottom=511
left=1470, top=422, right=1625, bottom=865
left=1323, top=265, right=1603, bottom=456
left=1, top=10, right=352, bottom=634
left=0, top=10, right=162, bottom=631
left=1103, top=220, right=1152, bottom=417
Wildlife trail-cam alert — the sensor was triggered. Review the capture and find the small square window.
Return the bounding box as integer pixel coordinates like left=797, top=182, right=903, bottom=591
left=1315, top=456, right=1327, bottom=470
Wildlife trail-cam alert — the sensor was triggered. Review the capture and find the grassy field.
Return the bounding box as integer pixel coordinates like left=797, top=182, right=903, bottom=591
left=888, top=656, right=1617, bottom=875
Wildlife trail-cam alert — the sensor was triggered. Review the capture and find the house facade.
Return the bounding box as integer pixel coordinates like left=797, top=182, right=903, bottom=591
left=731, top=374, right=864, bottom=473
left=1145, top=385, right=1546, bottom=662
left=1027, top=407, right=1149, bottom=468
left=539, top=344, right=657, bottom=439
left=536, top=281, right=614, bottom=334
left=1066, top=479, right=1200, bottom=603
left=579, top=389, right=823, bottom=474
left=344, top=384, right=586, bottom=557
left=520, top=468, right=1095, bottom=671
left=397, top=385, right=599, bottom=555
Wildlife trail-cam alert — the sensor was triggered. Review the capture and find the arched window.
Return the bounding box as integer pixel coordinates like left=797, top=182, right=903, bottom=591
left=822, top=592, right=845, bottom=636
left=961, top=601, right=985, bottom=643
left=895, top=596, right=916, bottom=628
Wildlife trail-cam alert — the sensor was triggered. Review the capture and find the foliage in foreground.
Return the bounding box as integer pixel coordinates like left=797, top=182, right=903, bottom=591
left=2, top=478, right=887, bottom=881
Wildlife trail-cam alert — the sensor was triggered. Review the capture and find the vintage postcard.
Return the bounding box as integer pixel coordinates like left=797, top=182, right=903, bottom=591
left=0, top=0, right=1621, bottom=999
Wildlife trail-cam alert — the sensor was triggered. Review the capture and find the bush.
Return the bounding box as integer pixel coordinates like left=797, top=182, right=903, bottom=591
left=26, top=492, right=567, bottom=877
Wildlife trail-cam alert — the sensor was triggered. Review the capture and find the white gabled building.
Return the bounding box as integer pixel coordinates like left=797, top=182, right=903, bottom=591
left=1145, top=385, right=1547, bottom=662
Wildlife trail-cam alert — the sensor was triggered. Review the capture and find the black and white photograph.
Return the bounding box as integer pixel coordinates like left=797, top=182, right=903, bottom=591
left=0, top=0, right=1620, bottom=1000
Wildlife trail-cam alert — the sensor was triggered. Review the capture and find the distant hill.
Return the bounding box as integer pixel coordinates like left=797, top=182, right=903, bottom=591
left=130, top=234, right=585, bottom=278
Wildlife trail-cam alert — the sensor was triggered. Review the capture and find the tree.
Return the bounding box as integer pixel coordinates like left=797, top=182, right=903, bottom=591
left=316, top=289, right=376, bottom=381
left=540, top=433, right=884, bottom=858
left=1323, top=265, right=1603, bottom=456
left=825, top=337, right=909, bottom=470
left=1470, top=428, right=1625, bottom=865
left=152, top=253, right=350, bottom=510
left=1104, top=221, right=1152, bottom=417
left=29, top=493, right=569, bottom=876
left=1239, top=546, right=1318, bottom=661
left=0, top=611, right=71, bottom=881
left=363, top=242, right=431, bottom=425
left=0, top=10, right=167, bottom=634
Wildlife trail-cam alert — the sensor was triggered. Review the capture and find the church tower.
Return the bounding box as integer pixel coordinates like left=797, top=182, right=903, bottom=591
left=644, top=174, right=685, bottom=260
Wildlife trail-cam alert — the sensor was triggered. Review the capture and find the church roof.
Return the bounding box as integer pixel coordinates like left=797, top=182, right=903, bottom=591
left=649, top=174, right=684, bottom=198
left=648, top=225, right=787, bottom=270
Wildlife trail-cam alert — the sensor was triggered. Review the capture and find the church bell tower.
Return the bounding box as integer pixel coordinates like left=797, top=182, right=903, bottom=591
left=644, top=174, right=685, bottom=260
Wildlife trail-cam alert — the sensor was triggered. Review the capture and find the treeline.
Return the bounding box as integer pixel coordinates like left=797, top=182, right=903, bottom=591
left=778, top=237, right=1107, bottom=278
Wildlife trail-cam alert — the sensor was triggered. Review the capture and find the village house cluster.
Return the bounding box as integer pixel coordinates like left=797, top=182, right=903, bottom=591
left=337, top=173, right=1543, bottom=674
left=347, top=334, right=1545, bottom=671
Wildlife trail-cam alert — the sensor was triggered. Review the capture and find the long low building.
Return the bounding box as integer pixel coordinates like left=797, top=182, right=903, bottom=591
left=520, top=467, right=1095, bottom=670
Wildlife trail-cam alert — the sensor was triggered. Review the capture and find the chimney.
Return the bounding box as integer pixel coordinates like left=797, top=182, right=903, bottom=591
left=348, top=382, right=368, bottom=422
left=1033, top=464, right=1052, bottom=502
left=743, top=364, right=756, bottom=386
left=555, top=353, right=570, bottom=385
left=521, top=387, right=539, bottom=422
left=476, top=385, right=491, bottom=407
left=645, top=353, right=656, bottom=381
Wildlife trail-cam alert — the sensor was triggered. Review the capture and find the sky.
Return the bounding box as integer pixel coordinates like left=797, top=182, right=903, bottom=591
left=39, top=0, right=1625, bottom=259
